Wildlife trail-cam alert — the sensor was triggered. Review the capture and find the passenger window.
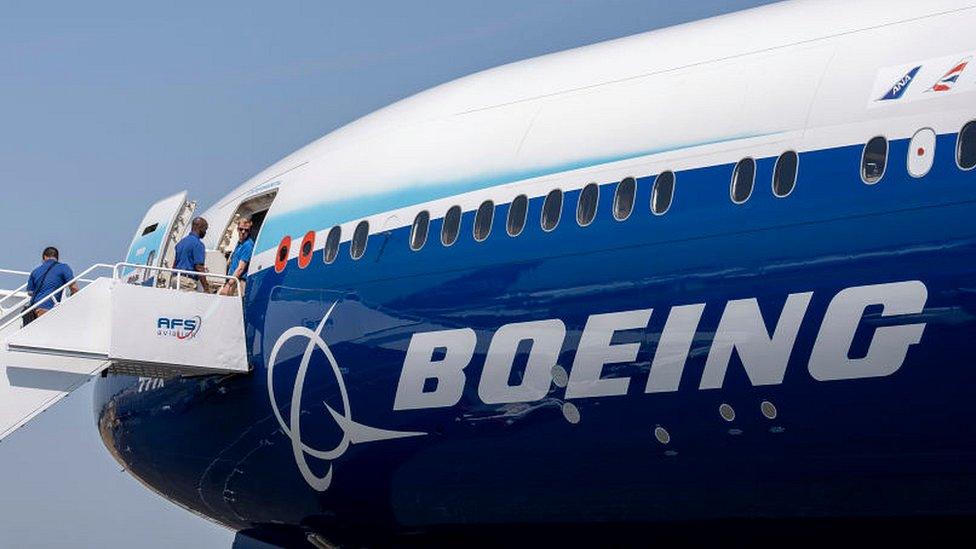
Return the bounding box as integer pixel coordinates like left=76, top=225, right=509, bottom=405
left=651, top=171, right=675, bottom=215
left=541, top=189, right=563, bottom=232
left=507, top=195, right=528, bottom=237
left=731, top=158, right=756, bottom=204
left=442, top=205, right=462, bottom=246
left=861, top=136, right=888, bottom=184
left=576, top=183, right=599, bottom=227
left=350, top=221, right=368, bottom=260
left=773, top=151, right=799, bottom=198
left=324, top=225, right=341, bottom=264
left=613, top=177, right=636, bottom=221
left=275, top=236, right=291, bottom=273
left=299, top=231, right=315, bottom=268
left=958, top=121, right=976, bottom=170
left=410, top=211, right=429, bottom=251
left=473, top=200, right=494, bottom=242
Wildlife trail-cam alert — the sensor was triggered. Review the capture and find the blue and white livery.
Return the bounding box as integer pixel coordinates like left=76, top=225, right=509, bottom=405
left=87, top=0, right=976, bottom=545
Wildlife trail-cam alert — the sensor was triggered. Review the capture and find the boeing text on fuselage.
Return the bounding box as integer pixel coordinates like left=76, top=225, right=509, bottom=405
left=393, top=281, right=928, bottom=411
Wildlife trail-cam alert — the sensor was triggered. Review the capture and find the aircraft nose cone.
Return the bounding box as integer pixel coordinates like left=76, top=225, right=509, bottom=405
left=92, top=373, right=326, bottom=533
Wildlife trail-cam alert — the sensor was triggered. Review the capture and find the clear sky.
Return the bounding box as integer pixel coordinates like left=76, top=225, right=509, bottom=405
left=0, top=1, right=778, bottom=546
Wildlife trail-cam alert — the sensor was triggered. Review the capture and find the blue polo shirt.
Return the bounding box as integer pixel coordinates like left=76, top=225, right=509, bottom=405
left=173, top=233, right=206, bottom=279
left=28, top=259, right=74, bottom=310
left=227, top=237, right=254, bottom=280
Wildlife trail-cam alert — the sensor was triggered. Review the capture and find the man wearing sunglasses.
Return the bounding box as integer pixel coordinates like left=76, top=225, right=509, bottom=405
left=219, top=217, right=255, bottom=296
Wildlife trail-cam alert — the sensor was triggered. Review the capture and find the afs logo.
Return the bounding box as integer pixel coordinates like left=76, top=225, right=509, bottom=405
left=157, top=316, right=202, bottom=340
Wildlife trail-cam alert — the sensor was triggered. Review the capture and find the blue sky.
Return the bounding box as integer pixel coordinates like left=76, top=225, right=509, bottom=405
left=0, top=1, right=776, bottom=546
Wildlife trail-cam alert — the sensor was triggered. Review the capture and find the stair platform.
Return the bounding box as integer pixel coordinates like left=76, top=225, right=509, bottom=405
left=0, top=262, right=249, bottom=441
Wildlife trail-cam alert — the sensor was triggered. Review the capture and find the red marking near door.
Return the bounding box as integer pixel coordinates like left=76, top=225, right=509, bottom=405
left=298, top=231, right=315, bottom=269
left=274, top=236, right=292, bottom=273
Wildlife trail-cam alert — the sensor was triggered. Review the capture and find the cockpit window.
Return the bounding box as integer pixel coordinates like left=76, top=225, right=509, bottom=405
left=141, top=223, right=158, bottom=236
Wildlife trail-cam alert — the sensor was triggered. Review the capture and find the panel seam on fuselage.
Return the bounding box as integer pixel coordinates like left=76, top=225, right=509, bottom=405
left=454, top=5, right=976, bottom=116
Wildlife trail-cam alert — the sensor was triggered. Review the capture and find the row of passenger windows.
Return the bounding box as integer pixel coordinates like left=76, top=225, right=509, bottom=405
left=405, top=168, right=680, bottom=253
left=314, top=122, right=976, bottom=263
left=313, top=170, right=678, bottom=263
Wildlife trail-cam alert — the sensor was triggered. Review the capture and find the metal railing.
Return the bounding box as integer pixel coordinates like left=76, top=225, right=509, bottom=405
left=111, top=262, right=242, bottom=297
left=0, top=262, right=242, bottom=334
left=0, top=269, right=31, bottom=311
left=0, top=268, right=98, bottom=311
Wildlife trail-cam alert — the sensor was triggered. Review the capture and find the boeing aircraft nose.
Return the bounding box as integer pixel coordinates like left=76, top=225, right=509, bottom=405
left=92, top=357, right=419, bottom=547
left=93, top=372, right=326, bottom=535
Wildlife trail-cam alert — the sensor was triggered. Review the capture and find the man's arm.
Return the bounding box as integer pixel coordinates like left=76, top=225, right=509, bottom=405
left=195, top=264, right=212, bottom=293
left=64, top=267, right=78, bottom=296
left=192, top=241, right=212, bottom=292
left=233, top=241, right=254, bottom=280
left=232, top=258, right=248, bottom=280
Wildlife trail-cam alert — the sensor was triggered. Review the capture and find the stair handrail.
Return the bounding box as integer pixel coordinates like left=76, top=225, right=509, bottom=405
left=0, top=269, right=31, bottom=310
left=0, top=287, right=30, bottom=315
left=0, top=263, right=115, bottom=333
left=111, top=262, right=243, bottom=297
left=0, top=268, right=97, bottom=311
left=0, top=261, right=244, bottom=333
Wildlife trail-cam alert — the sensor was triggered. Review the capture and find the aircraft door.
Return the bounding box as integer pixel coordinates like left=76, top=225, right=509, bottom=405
left=122, top=191, right=196, bottom=286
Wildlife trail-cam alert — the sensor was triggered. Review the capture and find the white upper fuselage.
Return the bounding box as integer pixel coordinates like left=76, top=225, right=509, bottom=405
left=199, top=0, right=976, bottom=272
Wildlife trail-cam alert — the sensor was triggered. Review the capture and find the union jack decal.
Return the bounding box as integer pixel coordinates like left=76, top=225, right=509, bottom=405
left=927, top=57, right=971, bottom=92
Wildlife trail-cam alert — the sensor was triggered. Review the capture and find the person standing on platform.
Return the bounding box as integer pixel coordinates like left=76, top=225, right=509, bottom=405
left=173, top=217, right=212, bottom=293
left=219, top=217, right=254, bottom=296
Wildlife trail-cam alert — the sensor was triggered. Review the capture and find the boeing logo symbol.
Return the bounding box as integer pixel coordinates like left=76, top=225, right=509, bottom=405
left=266, top=302, right=425, bottom=492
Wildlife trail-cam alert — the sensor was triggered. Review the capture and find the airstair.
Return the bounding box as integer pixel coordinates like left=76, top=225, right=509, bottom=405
left=0, top=263, right=249, bottom=441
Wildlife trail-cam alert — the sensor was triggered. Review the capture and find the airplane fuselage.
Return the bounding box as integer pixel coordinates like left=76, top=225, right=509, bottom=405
left=94, top=0, right=976, bottom=545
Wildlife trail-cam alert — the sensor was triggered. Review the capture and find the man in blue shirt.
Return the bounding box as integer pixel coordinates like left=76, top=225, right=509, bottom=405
left=27, top=247, right=79, bottom=317
left=219, top=217, right=254, bottom=296
left=173, top=217, right=212, bottom=293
